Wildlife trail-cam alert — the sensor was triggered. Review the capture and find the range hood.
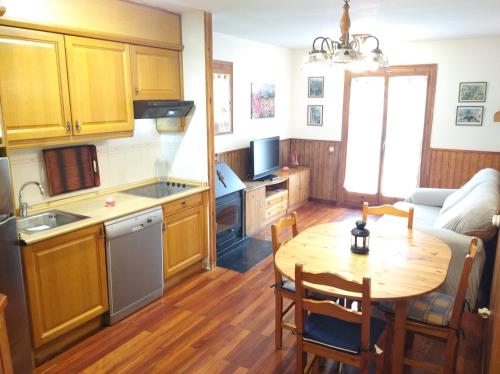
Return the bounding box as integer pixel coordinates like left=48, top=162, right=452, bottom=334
left=133, top=100, right=194, bottom=119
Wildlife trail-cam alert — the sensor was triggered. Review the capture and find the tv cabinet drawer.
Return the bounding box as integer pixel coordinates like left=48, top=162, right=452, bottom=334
left=265, top=201, right=287, bottom=220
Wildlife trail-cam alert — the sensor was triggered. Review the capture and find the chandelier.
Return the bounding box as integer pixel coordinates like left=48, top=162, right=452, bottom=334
left=306, top=0, right=388, bottom=71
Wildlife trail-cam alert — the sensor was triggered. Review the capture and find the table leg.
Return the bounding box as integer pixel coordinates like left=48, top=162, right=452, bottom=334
left=391, top=300, right=408, bottom=374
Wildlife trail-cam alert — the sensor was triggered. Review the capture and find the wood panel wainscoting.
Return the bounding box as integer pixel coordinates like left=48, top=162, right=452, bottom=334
left=289, top=139, right=340, bottom=202
left=427, top=148, right=500, bottom=188
left=215, top=138, right=339, bottom=201
left=215, top=139, right=291, bottom=181
left=216, top=140, right=499, bottom=205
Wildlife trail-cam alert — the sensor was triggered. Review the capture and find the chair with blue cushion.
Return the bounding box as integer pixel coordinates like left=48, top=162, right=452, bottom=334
left=294, top=264, right=386, bottom=374
left=271, top=212, right=299, bottom=349
left=379, top=237, right=478, bottom=373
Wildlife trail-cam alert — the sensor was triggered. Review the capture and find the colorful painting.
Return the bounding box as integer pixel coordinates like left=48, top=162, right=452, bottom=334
left=251, top=83, right=275, bottom=119
left=459, top=82, right=487, bottom=102
left=456, top=106, right=484, bottom=126
left=308, top=77, right=324, bottom=98
left=307, top=105, right=323, bottom=126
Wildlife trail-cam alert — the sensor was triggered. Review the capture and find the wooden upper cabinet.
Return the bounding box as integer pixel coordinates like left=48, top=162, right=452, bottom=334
left=0, top=26, right=72, bottom=144
left=22, top=225, right=108, bottom=348
left=130, top=45, right=181, bottom=100
left=64, top=36, right=134, bottom=136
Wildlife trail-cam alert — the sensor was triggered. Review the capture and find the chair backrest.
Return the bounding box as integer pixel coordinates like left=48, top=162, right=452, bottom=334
left=294, top=263, right=372, bottom=355
left=362, top=202, right=414, bottom=229
left=449, top=237, right=478, bottom=329
left=271, top=211, right=298, bottom=256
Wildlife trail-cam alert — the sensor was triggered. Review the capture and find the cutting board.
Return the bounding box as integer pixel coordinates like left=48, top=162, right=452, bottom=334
left=43, top=145, right=100, bottom=196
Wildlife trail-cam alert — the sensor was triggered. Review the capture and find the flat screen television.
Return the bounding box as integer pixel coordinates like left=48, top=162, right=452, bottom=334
left=250, top=136, right=280, bottom=180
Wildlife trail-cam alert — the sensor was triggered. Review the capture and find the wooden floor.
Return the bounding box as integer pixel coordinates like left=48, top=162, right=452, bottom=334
left=37, top=201, right=484, bottom=374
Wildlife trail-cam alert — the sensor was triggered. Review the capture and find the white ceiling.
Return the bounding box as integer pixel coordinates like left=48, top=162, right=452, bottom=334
left=132, top=0, right=500, bottom=48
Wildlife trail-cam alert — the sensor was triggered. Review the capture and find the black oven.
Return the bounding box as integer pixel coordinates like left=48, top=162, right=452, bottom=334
left=216, top=191, right=243, bottom=258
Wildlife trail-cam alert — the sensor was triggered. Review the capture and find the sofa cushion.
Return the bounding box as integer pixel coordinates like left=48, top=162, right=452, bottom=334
left=435, top=169, right=500, bottom=240
left=394, top=201, right=441, bottom=226
left=379, top=292, right=454, bottom=327
left=440, top=168, right=499, bottom=214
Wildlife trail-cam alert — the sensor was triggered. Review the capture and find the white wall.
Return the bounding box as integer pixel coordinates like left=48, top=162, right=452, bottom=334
left=213, top=32, right=293, bottom=153
left=171, top=11, right=208, bottom=181
left=290, top=36, right=500, bottom=152
left=9, top=11, right=209, bottom=209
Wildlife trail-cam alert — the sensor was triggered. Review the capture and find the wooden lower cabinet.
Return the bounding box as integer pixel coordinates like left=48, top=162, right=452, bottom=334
left=288, top=167, right=310, bottom=212
left=245, top=167, right=310, bottom=235
left=22, top=225, right=108, bottom=348
left=163, top=192, right=207, bottom=280
left=245, top=187, right=266, bottom=236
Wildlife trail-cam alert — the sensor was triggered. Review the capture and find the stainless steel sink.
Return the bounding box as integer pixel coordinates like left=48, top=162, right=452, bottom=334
left=17, top=210, right=89, bottom=234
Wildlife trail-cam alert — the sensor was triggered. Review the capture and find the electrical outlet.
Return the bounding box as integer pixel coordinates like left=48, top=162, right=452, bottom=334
left=328, top=146, right=335, bottom=153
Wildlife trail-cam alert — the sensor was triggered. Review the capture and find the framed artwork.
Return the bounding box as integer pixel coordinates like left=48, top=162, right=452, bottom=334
left=307, top=105, right=323, bottom=126
left=251, top=83, right=275, bottom=119
left=308, top=77, right=324, bottom=98
left=456, top=106, right=484, bottom=126
left=213, top=60, right=233, bottom=135
left=459, top=82, right=487, bottom=102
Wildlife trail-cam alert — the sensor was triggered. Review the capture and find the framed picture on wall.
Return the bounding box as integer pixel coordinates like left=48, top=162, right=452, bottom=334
left=251, top=83, right=276, bottom=119
left=307, top=105, right=323, bottom=126
left=308, top=77, right=324, bottom=98
left=456, top=106, right=484, bottom=126
left=458, top=82, right=487, bottom=102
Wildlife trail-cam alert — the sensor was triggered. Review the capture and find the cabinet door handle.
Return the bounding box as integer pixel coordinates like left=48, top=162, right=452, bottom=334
left=135, top=87, right=139, bottom=95
left=75, top=121, right=81, bottom=131
left=65, top=121, right=71, bottom=131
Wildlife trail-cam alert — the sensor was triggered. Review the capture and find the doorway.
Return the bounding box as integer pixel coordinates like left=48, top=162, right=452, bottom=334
left=339, top=65, right=437, bottom=206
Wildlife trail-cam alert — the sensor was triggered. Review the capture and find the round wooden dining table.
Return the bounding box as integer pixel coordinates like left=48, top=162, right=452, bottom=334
left=274, top=221, right=452, bottom=374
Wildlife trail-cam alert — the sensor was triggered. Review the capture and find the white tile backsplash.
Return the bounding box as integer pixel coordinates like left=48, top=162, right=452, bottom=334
left=9, top=120, right=207, bottom=209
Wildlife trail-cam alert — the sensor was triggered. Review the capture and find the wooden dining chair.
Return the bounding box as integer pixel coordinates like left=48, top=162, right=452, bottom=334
left=379, top=237, right=478, bottom=373
left=362, top=201, right=414, bottom=229
left=271, top=212, right=299, bottom=349
left=294, top=264, right=386, bottom=374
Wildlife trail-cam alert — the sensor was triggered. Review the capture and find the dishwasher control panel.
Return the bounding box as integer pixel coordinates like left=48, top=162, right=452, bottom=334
left=104, top=206, right=163, bottom=240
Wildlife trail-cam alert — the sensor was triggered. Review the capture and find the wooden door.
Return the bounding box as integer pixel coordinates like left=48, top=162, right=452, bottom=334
left=64, top=36, right=133, bottom=136
left=339, top=65, right=437, bottom=207
left=130, top=45, right=181, bottom=100
left=287, top=172, right=301, bottom=209
left=22, top=225, right=108, bottom=348
left=245, top=187, right=266, bottom=236
left=299, top=168, right=310, bottom=204
left=164, top=204, right=205, bottom=278
left=0, top=26, right=72, bottom=144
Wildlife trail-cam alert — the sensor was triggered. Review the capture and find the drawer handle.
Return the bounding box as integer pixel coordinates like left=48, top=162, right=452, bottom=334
left=181, top=201, right=187, bottom=206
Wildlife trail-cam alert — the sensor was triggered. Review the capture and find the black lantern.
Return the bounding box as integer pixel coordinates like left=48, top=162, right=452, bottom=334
left=351, top=220, right=370, bottom=254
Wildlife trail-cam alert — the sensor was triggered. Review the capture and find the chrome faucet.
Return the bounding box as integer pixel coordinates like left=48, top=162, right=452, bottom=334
left=18, top=181, right=45, bottom=217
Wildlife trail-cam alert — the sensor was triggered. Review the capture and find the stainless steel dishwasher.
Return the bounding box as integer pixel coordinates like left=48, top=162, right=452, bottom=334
left=104, top=206, right=164, bottom=325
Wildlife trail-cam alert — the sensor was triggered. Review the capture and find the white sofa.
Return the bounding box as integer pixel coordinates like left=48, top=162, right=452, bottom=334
left=378, top=168, right=500, bottom=309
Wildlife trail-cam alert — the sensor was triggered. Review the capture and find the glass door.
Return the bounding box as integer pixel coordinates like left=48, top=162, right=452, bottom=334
left=340, top=65, right=436, bottom=206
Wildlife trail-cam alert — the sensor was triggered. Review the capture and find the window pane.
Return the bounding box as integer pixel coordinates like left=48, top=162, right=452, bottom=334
left=381, top=75, right=428, bottom=198
left=344, top=76, right=385, bottom=194
left=213, top=73, right=232, bottom=134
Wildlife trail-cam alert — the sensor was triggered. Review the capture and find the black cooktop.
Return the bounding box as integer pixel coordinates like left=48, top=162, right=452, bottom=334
left=123, top=181, right=197, bottom=199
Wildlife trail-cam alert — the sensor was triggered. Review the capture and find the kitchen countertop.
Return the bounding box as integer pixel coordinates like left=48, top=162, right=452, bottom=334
left=19, top=181, right=209, bottom=245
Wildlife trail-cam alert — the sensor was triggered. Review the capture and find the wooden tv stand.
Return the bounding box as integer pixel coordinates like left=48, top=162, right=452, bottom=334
left=244, top=166, right=310, bottom=236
